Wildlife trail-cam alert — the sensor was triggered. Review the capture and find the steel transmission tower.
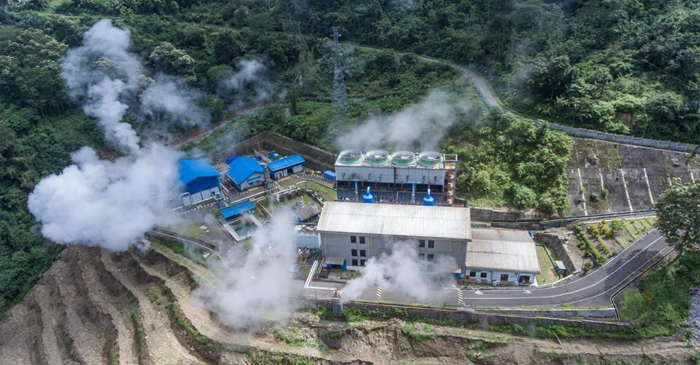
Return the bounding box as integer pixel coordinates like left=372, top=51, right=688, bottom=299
left=331, top=26, right=348, bottom=116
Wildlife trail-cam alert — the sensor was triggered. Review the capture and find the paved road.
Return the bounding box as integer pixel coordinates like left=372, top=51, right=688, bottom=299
left=304, top=229, right=672, bottom=307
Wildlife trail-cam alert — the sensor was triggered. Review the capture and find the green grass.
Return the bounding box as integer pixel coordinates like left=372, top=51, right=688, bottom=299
left=109, top=343, right=119, bottom=365
left=402, top=323, right=437, bottom=342
left=273, top=327, right=307, bottom=346
left=300, top=181, right=337, bottom=202
left=249, top=352, right=315, bottom=365
left=535, top=245, right=559, bottom=285
left=327, top=330, right=345, bottom=340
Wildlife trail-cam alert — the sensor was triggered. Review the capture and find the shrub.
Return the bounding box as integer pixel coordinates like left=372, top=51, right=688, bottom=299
left=589, top=192, right=599, bottom=202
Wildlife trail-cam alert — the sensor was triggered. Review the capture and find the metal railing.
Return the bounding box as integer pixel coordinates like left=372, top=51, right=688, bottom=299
left=541, top=121, right=697, bottom=152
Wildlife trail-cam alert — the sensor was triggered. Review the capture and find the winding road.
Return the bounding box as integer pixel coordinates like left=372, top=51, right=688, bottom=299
left=304, top=229, right=672, bottom=308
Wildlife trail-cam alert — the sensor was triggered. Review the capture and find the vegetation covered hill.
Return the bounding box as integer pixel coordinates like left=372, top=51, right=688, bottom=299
left=0, top=0, right=696, bottom=313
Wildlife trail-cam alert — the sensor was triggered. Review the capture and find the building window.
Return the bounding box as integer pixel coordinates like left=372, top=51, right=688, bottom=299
left=360, top=260, right=366, bottom=266
left=469, top=271, right=477, bottom=278
left=350, top=236, right=357, bottom=243
left=427, top=254, right=434, bottom=262
left=352, top=259, right=358, bottom=266
left=351, top=249, right=357, bottom=257
left=359, top=236, right=365, bottom=244
left=419, top=240, right=425, bottom=248
left=428, top=240, right=434, bottom=249
left=480, top=272, right=487, bottom=279
left=360, top=250, right=366, bottom=257
left=501, top=274, right=509, bottom=281
left=419, top=253, right=425, bottom=260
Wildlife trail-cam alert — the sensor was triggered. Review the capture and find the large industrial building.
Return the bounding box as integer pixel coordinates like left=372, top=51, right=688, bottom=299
left=334, top=150, right=457, bottom=205
left=316, top=201, right=540, bottom=285
left=177, top=159, right=221, bottom=206
left=317, top=201, right=470, bottom=272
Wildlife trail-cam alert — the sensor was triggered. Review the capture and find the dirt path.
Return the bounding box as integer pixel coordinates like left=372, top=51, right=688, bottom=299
left=76, top=247, right=140, bottom=365
left=101, top=251, right=206, bottom=365
left=33, top=282, right=76, bottom=365
left=53, top=251, right=117, bottom=365
left=0, top=292, right=49, bottom=365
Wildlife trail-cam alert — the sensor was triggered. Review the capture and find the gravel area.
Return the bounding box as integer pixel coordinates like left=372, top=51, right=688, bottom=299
left=686, top=287, right=700, bottom=344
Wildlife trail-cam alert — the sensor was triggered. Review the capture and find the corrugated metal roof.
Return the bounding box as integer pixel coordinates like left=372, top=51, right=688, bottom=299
left=226, top=156, right=264, bottom=185
left=267, top=155, right=305, bottom=172
left=465, top=228, right=540, bottom=273
left=220, top=201, right=255, bottom=219
left=178, top=159, right=219, bottom=185
left=316, top=202, right=471, bottom=240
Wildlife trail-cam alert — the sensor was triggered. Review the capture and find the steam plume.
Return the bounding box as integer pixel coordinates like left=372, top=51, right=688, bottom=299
left=140, top=74, right=211, bottom=129
left=341, top=243, right=455, bottom=303
left=28, top=145, right=180, bottom=251
left=221, top=59, right=272, bottom=102
left=61, top=19, right=143, bottom=154
left=335, top=90, right=474, bottom=151
left=28, top=19, right=206, bottom=251
left=193, top=209, right=301, bottom=329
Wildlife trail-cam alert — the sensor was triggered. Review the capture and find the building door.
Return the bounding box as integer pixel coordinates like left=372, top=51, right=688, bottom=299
left=519, top=275, right=530, bottom=284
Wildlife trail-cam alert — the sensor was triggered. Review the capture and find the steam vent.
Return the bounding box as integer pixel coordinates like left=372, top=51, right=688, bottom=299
left=334, top=149, right=458, bottom=205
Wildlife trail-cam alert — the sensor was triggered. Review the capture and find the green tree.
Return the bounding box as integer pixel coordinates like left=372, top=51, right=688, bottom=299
left=213, top=32, right=243, bottom=65
left=148, top=42, right=195, bottom=77
left=655, top=181, right=700, bottom=253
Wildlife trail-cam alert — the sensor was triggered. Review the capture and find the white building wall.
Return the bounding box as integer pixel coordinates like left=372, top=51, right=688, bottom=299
left=320, top=232, right=467, bottom=270
left=181, top=186, right=220, bottom=207
left=465, top=268, right=535, bottom=285
left=238, top=172, right=264, bottom=190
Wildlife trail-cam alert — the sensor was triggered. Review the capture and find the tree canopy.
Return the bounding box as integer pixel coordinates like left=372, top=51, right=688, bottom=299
left=655, top=181, right=700, bottom=253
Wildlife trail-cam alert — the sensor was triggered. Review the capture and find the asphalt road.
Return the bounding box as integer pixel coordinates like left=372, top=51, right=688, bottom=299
left=304, top=229, right=672, bottom=307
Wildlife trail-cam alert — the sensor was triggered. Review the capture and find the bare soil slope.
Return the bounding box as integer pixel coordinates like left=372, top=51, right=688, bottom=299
left=0, top=246, right=694, bottom=365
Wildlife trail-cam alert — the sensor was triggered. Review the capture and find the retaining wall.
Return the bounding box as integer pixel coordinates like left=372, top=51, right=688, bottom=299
left=477, top=308, right=617, bottom=319
left=210, top=131, right=335, bottom=171
left=325, top=301, right=626, bottom=332
left=534, top=231, right=581, bottom=274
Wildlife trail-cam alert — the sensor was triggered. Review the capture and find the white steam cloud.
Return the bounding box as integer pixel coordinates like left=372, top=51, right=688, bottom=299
left=28, top=19, right=207, bottom=251
left=335, top=90, right=473, bottom=151
left=193, top=209, right=300, bottom=330
left=221, top=59, right=272, bottom=103
left=61, top=19, right=143, bottom=154
left=341, top=243, right=455, bottom=304
left=140, top=74, right=210, bottom=128
left=28, top=145, right=180, bottom=251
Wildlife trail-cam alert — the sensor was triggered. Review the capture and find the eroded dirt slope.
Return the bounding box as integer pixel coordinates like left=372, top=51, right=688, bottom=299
left=0, top=246, right=695, bottom=365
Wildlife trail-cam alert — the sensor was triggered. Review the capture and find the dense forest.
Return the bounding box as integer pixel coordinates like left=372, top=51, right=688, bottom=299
left=0, top=0, right=698, bottom=313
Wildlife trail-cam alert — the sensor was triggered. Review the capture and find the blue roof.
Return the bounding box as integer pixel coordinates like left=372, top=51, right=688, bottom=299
left=226, top=156, right=264, bottom=185
left=178, top=159, right=219, bottom=185
left=220, top=201, right=255, bottom=219
left=267, top=155, right=305, bottom=172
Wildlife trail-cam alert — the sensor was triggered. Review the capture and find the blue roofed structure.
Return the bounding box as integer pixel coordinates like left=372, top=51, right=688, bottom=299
left=266, top=155, right=305, bottom=180
left=220, top=200, right=255, bottom=220
left=226, top=156, right=264, bottom=191
left=178, top=159, right=221, bottom=206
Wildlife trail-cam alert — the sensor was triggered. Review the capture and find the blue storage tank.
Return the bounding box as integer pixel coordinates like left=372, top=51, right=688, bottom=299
left=423, top=189, right=435, bottom=206
left=362, top=187, right=374, bottom=203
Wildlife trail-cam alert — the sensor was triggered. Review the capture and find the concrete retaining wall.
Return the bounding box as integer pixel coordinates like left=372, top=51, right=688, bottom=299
left=332, top=301, right=626, bottom=332
left=210, top=131, right=335, bottom=172
left=534, top=231, right=581, bottom=274
left=477, top=308, right=617, bottom=319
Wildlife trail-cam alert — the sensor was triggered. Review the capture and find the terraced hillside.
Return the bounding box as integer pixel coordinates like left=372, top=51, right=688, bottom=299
left=0, top=245, right=695, bottom=364
left=566, top=138, right=700, bottom=216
